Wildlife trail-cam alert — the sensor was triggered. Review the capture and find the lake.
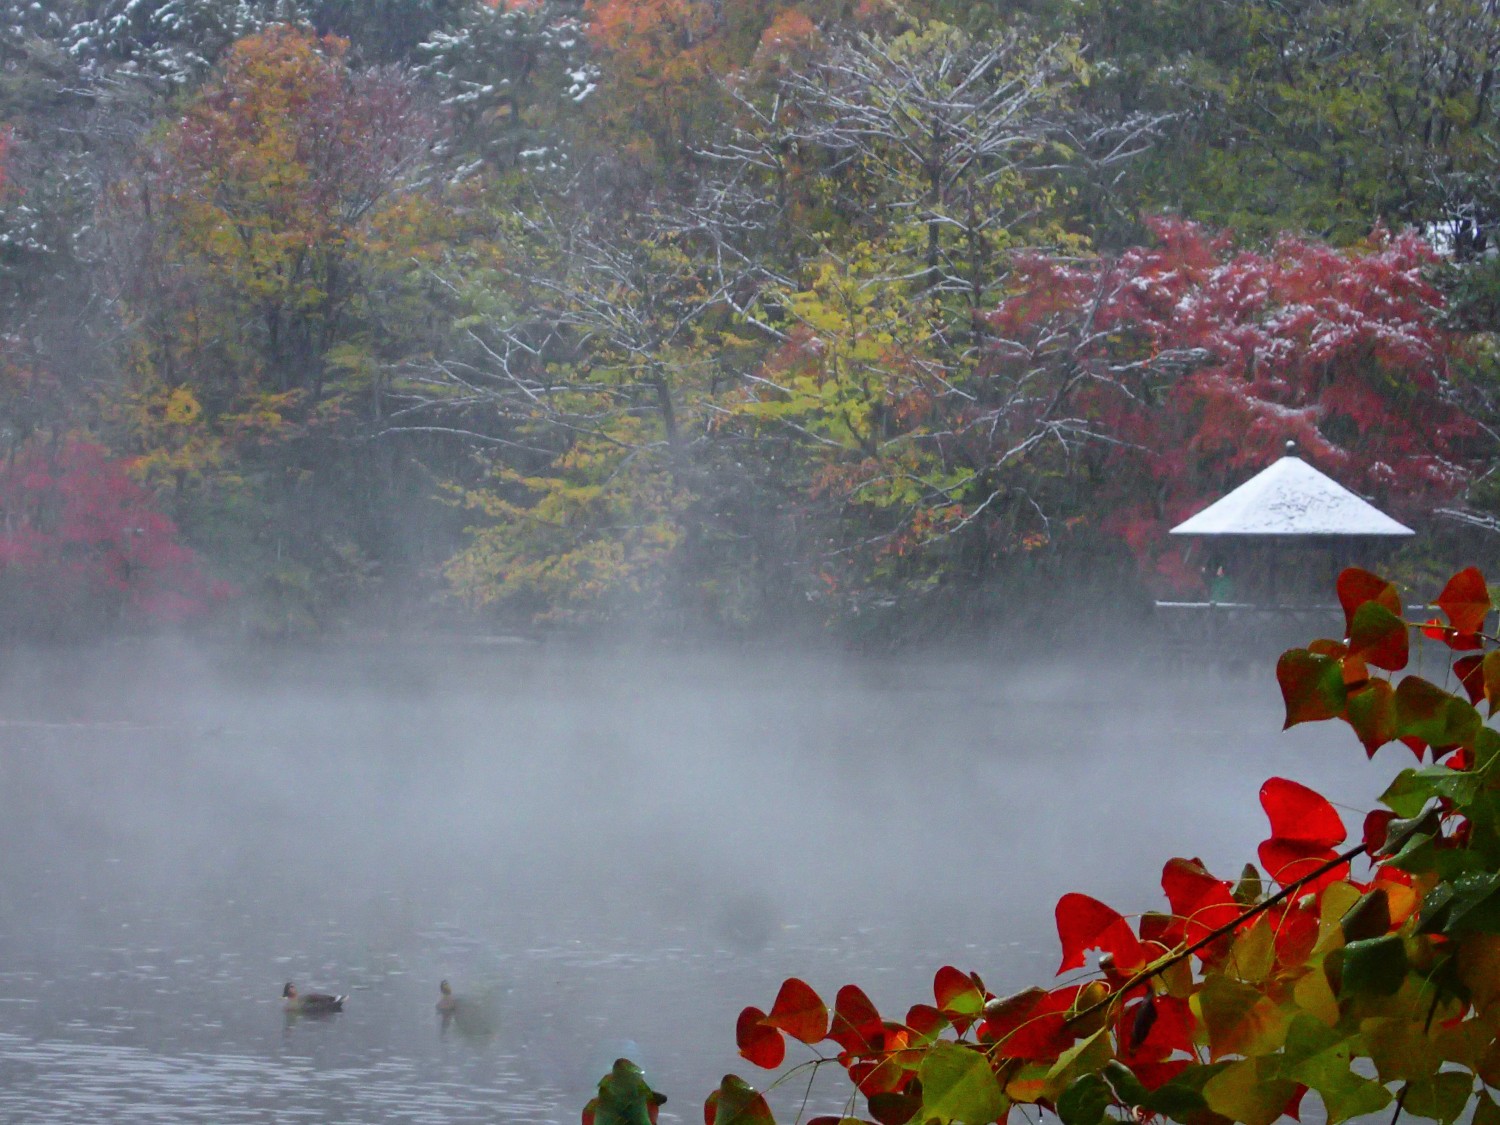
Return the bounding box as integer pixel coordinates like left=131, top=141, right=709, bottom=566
left=0, top=637, right=1380, bottom=1122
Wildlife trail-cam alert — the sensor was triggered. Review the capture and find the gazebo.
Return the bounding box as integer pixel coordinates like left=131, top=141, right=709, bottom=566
left=1155, top=444, right=1414, bottom=651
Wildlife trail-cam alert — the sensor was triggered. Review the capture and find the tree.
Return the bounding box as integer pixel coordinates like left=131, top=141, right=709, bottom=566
left=587, top=563, right=1500, bottom=1125
left=414, top=0, right=592, bottom=172
left=397, top=189, right=752, bottom=624
left=101, top=23, right=456, bottom=628
left=0, top=438, right=228, bottom=637
left=985, top=218, right=1483, bottom=591
left=1065, top=0, right=1500, bottom=244
left=696, top=22, right=1155, bottom=620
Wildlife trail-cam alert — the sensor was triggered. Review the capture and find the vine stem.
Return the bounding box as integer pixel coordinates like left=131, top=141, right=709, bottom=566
left=1064, top=841, right=1370, bottom=1029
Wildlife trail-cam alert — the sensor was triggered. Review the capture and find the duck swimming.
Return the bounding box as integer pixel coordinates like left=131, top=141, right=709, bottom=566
left=282, top=982, right=345, bottom=1014
left=437, top=980, right=498, bottom=1039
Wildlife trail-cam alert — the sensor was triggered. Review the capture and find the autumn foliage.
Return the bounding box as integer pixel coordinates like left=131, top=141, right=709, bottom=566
left=583, top=565, right=1500, bottom=1125
left=987, top=219, right=1481, bottom=589
left=0, top=440, right=227, bottom=635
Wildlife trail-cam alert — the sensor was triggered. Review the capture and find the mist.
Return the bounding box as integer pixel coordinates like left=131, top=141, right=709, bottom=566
left=0, top=637, right=1379, bottom=1122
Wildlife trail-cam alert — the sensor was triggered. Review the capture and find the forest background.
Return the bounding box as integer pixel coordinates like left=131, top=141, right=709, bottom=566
left=3, top=0, right=1500, bottom=642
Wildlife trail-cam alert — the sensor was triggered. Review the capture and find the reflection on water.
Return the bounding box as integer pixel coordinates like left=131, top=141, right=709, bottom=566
left=0, top=641, right=1369, bottom=1122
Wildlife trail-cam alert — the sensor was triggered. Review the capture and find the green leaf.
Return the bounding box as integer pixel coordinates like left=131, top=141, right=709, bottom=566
left=709, top=1075, right=775, bottom=1125
left=1473, top=1089, right=1500, bottom=1125
left=917, top=1042, right=1006, bottom=1124
left=1044, top=1028, right=1111, bottom=1100
left=1057, top=1073, right=1111, bottom=1125
left=1233, top=863, right=1262, bottom=905
left=593, top=1059, right=668, bottom=1125
left=1395, top=676, right=1480, bottom=750
left=1194, top=975, right=1288, bottom=1058
left=1100, top=1061, right=1149, bottom=1105
left=1339, top=934, right=1408, bottom=997
left=1278, top=649, right=1347, bottom=728
left=1379, top=766, right=1474, bottom=819
left=1402, top=1071, right=1474, bottom=1125
left=1419, top=872, right=1500, bottom=936
left=1380, top=769, right=1430, bottom=818
left=1202, top=1058, right=1299, bottom=1125
left=1290, top=1047, right=1391, bottom=1124
left=1280, top=1016, right=1392, bottom=1122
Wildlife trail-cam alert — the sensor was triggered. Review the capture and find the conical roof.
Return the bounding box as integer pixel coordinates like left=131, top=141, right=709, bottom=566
left=1168, top=455, right=1414, bottom=537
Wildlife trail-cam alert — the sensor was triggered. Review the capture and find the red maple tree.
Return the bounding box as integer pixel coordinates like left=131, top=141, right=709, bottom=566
left=986, top=218, right=1480, bottom=588
left=0, top=439, right=230, bottom=635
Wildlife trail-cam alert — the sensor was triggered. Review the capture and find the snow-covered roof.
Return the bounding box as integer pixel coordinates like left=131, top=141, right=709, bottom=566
left=1169, top=456, right=1415, bottom=537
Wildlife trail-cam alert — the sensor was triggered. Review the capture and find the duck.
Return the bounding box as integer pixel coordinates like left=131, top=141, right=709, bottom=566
left=436, top=979, right=498, bottom=1039
left=282, top=981, right=345, bottom=1014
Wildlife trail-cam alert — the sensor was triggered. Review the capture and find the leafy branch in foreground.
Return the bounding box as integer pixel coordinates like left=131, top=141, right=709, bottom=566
left=586, top=564, right=1500, bottom=1125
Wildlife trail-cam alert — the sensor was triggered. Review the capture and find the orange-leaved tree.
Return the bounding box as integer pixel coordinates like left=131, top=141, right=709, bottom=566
left=586, top=564, right=1500, bottom=1125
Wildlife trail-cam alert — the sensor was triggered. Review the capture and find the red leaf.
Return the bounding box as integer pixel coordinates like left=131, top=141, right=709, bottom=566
left=1455, top=654, right=1486, bottom=704
left=1260, top=778, right=1346, bottom=847
left=828, top=985, right=882, bottom=1055
left=846, top=1025, right=916, bottom=1097
left=1160, top=858, right=1240, bottom=947
left=1131, top=1058, right=1193, bottom=1091
left=1259, top=778, right=1348, bottom=890
left=1258, top=840, right=1348, bottom=890
left=867, top=1090, right=922, bottom=1125
left=1055, top=892, right=1145, bottom=973
left=1119, top=994, right=1194, bottom=1060
left=766, top=978, right=828, bottom=1045
left=1345, top=679, right=1398, bottom=757
left=1272, top=901, right=1320, bottom=967
left=1338, top=567, right=1401, bottom=635
left=980, top=985, right=1082, bottom=1060
left=904, top=1004, right=948, bottom=1040
left=1347, top=601, right=1408, bottom=671
left=1462, top=651, right=1500, bottom=716
left=1363, top=810, right=1397, bottom=853
left=735, top=1006, right=785, bottom=1069
left=1435, top=567, right=1490, bottom=637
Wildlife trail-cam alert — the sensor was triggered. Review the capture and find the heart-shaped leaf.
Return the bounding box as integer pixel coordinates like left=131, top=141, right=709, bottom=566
left=1055, top=893, right=1145, bottom=973
left=918, top=1042, right=1007, bottom=1124
left=1278, top=649, right=1347, bottom=729
left=829, top=985, right=882, bottom=1055
left=706, top=1075, right=775, bottom=1125
left=766, top=978, right=828, bottom=1045
left=1435, top=566, right=1490, bottom=637
left=933, top=966, right=985, bottom=1033
left=1345, top=679, right=1398, bottom=757
left=1338, top=567, right=1401, bottom=635
left=1348, top=601, right=1408, bottom=671
left=736, top=1007, right=784, bottom=1069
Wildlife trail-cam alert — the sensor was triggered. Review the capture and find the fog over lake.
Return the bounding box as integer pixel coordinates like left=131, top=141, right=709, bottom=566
left=0, top=639, right=1377, bottom=1122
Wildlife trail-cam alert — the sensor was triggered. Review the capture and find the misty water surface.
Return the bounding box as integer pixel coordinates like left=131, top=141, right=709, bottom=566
left=0, top=639, right=1379, bottom=1122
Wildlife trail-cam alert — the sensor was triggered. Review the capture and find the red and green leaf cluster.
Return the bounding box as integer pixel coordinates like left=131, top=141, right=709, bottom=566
left=595, top=565, right=1500, bottom=1125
